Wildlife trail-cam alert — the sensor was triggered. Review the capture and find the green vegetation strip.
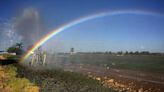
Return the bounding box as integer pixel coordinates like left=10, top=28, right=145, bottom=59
left=16, top=65, right=117, bottom=92
left=67, top=55, right=164, bottom=73
left=0, top=65, right=39, bottom=92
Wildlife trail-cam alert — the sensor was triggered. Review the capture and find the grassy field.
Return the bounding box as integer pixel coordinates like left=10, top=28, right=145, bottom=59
left=59, top=54, right=164, bottom=73
left=2, top=53, right=163, bottom=92
left=0, top=54, right=117, bottom=92
left=0, top=65, right=39, bottom=92
left=16, top=65, right=117, bottom=92
left=0, top=54, right=20, bottom=62
left=0, top=64, right=117, bottom=92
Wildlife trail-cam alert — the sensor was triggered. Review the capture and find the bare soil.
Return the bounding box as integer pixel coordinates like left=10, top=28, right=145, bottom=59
left=62, top=64, right=164, bottom=92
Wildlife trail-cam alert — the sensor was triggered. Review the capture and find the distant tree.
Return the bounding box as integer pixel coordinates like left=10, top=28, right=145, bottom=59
left=105, top=51, right=108, bottom=54
left=105, top=51, right=112, bottom=54
left=16, top=42, right=23, bottom=49
left=7, top=43, right=24, bottom=55
left=108, top=51, right=112, bottom=54
left=134, top=51, right=139, bottom=55
left=125, top=51, right=129, bottom=55
left=129, top=51, right=134, bottom=55
left=117, top=51, right=123, bottom=55
left=140, top=51, right=150, bottom=55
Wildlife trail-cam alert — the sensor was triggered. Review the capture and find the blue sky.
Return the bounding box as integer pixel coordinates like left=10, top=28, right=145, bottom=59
left=0, top=0, right=164, bottom=52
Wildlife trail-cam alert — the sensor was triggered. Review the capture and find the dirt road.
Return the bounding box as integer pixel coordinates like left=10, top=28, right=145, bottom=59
left=62, top=64, right=164, bottom=92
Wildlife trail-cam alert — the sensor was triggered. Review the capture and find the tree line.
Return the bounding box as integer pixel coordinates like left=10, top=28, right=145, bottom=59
left=76, top=51, right=164, bottom=55
left=7, top=42, right=24, bottom=55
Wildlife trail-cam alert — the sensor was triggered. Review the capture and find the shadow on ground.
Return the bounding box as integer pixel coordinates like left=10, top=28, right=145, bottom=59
left=0, top=60, right=18, bottom=65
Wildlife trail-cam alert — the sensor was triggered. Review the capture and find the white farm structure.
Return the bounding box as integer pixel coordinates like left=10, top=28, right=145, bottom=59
left=29, top=47, right=46, bottom=66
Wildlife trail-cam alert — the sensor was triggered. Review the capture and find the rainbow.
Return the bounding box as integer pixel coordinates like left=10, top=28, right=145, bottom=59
left=19, top=10, right=163, bottom=63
